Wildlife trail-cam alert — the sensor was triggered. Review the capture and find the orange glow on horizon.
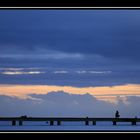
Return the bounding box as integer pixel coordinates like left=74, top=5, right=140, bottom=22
left=0, top=84, right=140, bottom=103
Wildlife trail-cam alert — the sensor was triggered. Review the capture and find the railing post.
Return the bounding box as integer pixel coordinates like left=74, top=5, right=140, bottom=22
left=12, top=120, right=16, bottom=126
left=113, top=121, right=117, bottom=125
left=50, top=121, right=54, bottom=126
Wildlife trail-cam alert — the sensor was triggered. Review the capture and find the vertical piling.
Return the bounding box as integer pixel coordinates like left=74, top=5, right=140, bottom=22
left=19, top=120, right=23, bottom=126
left=92, top=120, right=96, bottom=125
left=85, top=120, right=89, bottom=125
left=132, top=121, right=136, bottom=125
left=50, top=120, right=54, bottom=126
left=57, top=120, right=61, bottom=126
left=113, top=121, right=117, bottom=125
left=12, top=120, right=16, bottom=126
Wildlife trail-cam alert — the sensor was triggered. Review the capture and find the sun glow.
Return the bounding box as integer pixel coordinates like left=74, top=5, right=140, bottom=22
left=0, top=84, right=139, bottom=103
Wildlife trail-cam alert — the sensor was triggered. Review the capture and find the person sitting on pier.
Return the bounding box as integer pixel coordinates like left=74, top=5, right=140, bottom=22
left=115, top=110, right=120, bottom=118
left=20, top=115, right=27, bottom=119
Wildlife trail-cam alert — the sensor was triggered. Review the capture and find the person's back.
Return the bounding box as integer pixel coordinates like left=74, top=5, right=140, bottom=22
left=115, top=110, right=120, bottom=118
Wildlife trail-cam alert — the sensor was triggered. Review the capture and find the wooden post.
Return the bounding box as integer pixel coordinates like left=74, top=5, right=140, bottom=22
left=132, top=121, right=136, bottom=125
left=113, top=121, right=117, bottom=125
left=19, top=120, right=23, bottom=126
left=12, top=120, right=16, bottom=126
left=85, top=121, right=89, bottom=125
left=92, top=120, right=96, bottom=125
left=57, top=120, right=61, bottom=126
left=50, top=121, right=54, bottom=126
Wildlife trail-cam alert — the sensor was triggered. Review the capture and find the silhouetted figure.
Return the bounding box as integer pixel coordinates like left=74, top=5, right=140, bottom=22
left=20, top=115, right=27, bottom=119
left=115, top=110, right=120, bottom=118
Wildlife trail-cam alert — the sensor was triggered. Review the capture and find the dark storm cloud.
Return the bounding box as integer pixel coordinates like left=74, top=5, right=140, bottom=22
left=0, top=10, right=140, bottom=86
left=0, top=10, right=140, bottom=61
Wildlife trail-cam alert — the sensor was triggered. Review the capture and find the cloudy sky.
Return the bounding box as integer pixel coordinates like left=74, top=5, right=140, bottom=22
left=0, top=10, right=140, bottom=117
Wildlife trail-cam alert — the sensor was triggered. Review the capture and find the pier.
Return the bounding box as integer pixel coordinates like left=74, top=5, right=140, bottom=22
left=0, top=117, right=139, bottom=126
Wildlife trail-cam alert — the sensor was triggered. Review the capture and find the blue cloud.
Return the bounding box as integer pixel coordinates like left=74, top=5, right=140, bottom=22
left=0, top=91, right=140, bottom=117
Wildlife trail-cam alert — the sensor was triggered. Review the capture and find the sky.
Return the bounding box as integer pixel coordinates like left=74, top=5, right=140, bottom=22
left=0, top=10, right=140, bottom=117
